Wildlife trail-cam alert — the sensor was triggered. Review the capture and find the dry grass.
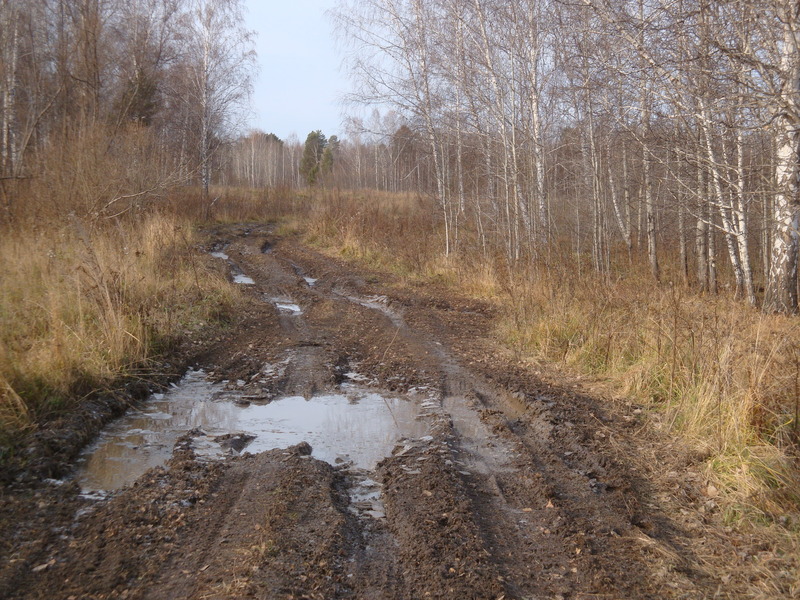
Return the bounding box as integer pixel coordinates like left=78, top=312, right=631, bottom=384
left=304, top=189, right=447, bottom=279
left=164, top=185, right=303, bottom=223
left=500, top=269, right=800, bottom=520
left=0, top=212, right=238, bottom=445
left=297, top=189, right=800, bottom=525
left=0, top=122, right=299, bottom=450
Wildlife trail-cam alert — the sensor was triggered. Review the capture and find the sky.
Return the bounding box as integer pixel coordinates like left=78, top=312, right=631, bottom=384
left=244, top=0, right=349, bottom=142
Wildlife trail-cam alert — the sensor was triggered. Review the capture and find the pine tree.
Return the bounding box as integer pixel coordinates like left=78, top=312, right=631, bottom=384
left=299, top=130, right=327, bottom=185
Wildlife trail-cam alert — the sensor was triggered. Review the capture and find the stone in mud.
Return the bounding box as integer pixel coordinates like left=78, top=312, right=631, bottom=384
left=289, top=441, right=312, bottom=456
left=214, top=433, right=256, bottom=453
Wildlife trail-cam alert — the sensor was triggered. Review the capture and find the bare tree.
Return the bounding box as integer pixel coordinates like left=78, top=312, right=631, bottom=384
left=177, top=0, right=255, bottom=197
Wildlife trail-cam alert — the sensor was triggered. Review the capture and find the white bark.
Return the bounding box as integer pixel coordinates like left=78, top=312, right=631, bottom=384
left=765, top=11, right=800, bottom=313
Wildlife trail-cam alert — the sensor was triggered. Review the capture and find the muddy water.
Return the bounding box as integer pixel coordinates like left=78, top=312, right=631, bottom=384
left=270, top=297, right=303, bottom=315
left=75, top=371, right=427, bottom=493
left=209, top=247, right=255, bottom=285
left=344, top=294, right=404, bottom=328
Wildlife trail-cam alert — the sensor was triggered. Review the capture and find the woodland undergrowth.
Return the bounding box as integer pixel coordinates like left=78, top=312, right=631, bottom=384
left=301, top=189, right=800, bottom=527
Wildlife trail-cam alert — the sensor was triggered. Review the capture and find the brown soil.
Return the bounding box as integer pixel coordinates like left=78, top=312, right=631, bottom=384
left=1, top=223, right=796, bottom=599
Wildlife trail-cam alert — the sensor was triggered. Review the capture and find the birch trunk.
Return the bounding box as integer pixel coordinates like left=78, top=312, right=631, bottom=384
left=1, top=9, right=18, bottom=176
left=765, top=13, right=800, bottom=313
left=607, top=138, right=632, bottom=254
left=734, top=119, right=757, bottom=305
left=696, top=164, right=709, bottom=292
left=699, top=101, right=745, bottom=298
left=679, top=192, right=689, bottom=286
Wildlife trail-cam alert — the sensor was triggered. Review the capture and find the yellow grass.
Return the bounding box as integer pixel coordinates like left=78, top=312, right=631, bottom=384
left=0, top=212, right=238, bottom=443
left=298, top=189, right=800, bottom=523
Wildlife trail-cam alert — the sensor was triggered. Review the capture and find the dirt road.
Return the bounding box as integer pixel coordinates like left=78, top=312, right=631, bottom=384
left=0, top=224, right=787, bottom=599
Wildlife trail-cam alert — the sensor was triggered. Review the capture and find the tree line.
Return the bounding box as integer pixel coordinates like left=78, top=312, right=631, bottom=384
left=6, top=0, right=800, bottom=315
left=0, top=0, right=255, bottom=222
left=305, top=0, right=800, bottom=315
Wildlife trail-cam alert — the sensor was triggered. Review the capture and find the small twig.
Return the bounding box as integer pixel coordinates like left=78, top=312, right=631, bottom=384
left=380, top=326, right=403, bottom=429
left=381, top=326, right=401, bottom=363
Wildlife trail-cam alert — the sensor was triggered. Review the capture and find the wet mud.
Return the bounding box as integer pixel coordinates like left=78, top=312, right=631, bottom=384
left=1, top=223, right=793, bottom=599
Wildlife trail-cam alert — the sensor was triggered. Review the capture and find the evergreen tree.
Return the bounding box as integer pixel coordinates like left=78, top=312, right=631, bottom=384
left=299, top=130, right=327, bottom=185
left=320, top=135, right=339, bottom=177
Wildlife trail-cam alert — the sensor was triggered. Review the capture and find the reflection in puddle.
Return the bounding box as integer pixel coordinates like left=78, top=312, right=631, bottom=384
left=274, top=301, right=302, bottom=314
left=74, top=371, right=225, bottom=492
left=75, top=371, right=427, bottom=493
left=242, top=392, right=425, bottom=465
left=269, top=296, right=302, bottom=315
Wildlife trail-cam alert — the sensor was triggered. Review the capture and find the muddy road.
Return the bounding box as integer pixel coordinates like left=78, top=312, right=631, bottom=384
left=1, top=224, right=782, bottom=599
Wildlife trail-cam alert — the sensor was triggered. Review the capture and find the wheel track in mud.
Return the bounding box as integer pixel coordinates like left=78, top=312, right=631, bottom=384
left=2, top=223, right=722, bottom=600
left=222, top=226, right=702, bottom=599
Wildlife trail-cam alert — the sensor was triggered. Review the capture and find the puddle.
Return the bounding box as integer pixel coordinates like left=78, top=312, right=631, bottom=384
left=344, top=371, right=371, bottom=383
left=269, top=296, right=302, bottom=315
left=344, top=294, right=404, bottom=327
left=347, top=471, right=385, bottom=519
left=288, top=262, right=316, bottom=287
left=208, top=247, right=255, bottom=285
left=74, top=371, right=428, bottom=493
left=442, top=395, right=515, bottom=475
left=272, top=299, right=302, bottom=314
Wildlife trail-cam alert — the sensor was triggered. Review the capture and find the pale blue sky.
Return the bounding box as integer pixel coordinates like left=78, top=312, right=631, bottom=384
left=244, top=0, right=347, bottom=142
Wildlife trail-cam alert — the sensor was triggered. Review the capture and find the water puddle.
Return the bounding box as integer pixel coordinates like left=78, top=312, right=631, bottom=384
left=74, top=371, right=428, bottom=493
left=443, top=395, right=515, bottom=475
left=347, top=471, right=385, bottom=518
left=270, top=297, right=302, bottom=315
left=344, top=294, right=404, bottom=327
left=288, top=262, right=315, bottom=286
left=208, top=245, right=254, bottom=285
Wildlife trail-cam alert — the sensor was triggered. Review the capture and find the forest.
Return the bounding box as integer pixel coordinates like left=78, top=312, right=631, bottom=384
left=1, top=1, right=800, bottom=597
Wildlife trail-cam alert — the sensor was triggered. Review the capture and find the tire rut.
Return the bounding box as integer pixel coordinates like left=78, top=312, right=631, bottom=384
left=2, top=225, right=722, bottom=599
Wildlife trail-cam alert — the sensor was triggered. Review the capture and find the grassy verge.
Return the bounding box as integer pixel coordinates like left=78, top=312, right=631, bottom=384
left=299, top=189, right=800, bottom=525
left=0, top=211, right=239, bottom=449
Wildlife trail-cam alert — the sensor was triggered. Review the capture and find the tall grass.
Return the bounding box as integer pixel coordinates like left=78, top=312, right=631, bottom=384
left=0, top=212, right=238, bottom=446
left=300, top=189, right=800, bottom=520
left=164, top=185, right=306, bottom=223
left=499, top=268, right=800, bottom=517
left=0, top=122, right=286, bottom=450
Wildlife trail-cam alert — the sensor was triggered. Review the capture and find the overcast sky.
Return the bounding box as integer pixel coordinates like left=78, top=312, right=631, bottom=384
left=244, top=0, right=348, bottom=142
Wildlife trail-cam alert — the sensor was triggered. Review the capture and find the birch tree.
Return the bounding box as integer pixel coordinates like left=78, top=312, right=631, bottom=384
left=764, top=2, right=800, bottom=313
left=179, top=0, right=255, bottom=197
